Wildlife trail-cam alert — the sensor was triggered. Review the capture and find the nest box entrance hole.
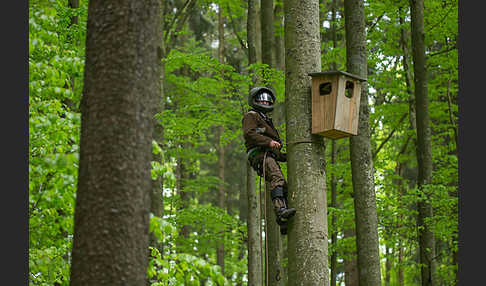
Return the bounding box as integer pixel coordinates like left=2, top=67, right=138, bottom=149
left=319, top=82, right=332, bottom=96
left=345, top=80, right=354, bottom=98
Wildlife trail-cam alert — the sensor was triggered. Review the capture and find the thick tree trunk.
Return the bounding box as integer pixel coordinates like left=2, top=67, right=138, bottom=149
left=246, top=0, right=263, bottom=284
left=343, top=1, right=382, bottom=285
left=69, top=1, right=161, bottom=285
left=409, top=0, right=437, bottom=285
left=284, top=0, right=328, bottom=285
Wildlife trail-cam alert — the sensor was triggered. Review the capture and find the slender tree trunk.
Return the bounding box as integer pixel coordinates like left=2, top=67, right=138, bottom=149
left=344, top=227, right=359, bottom=286
left=329, top=2, right=339, bottom=285
left=177, top=152, right=191, bottom=240
left=216, top=128, right=226, bottom=274
left=273, top=0, right=285, bottom=72
left=149, top=9, right=167, bottom=255
left=262, top=0, right=275, bottom=69
left=344, top=1, right=382, bottom=285
left=247, top=0, right=263, bottom=284
left=261, top=1, right=284, bottom=284
left=265, top=181, right=284, bottom=286
left=284, top=0, right=328, bottom=284
left=410, top=0, right=437, bottom=285
left=330, top=140, right=338, bottom=286
left=69, top=1, right=161, bottom=285
left=216, top=6, right=226, bottom=275
left=385, top=246, right=392, bottom=286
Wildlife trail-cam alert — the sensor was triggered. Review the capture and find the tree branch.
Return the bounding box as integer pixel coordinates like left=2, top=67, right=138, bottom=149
left=373, top=112, right=408, bottom=159
left=226, top=4, right=248, bottom=57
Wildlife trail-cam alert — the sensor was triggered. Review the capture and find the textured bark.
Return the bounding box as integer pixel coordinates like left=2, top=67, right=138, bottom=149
left=247, top=163, right=262, bottom=286
left=265, top=181, right=284, bottom=286
left=69, top=1, right=161, bottom=285
left=261, top=0, right=275, bottom=68
left=330, top=140, right=338, bottom=286
left=284, top=0, right=328, bottom=284
left=246, top=0, right=263, bottom=284
left=410, top=0, right=437, bottom=285
left=273, top=0, right=285, bottom=72
left=343, top=1, right=382, bottom=285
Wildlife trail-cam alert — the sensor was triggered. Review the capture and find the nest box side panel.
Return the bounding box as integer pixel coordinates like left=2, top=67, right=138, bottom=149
left=312, top=75, right=337, bottom=135
left=349, top=80, right=361, bottom=135
left=334, top=76, right=361, bottom=135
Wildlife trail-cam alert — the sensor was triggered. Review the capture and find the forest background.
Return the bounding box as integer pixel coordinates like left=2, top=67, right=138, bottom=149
left=28, top=0, right=458, bottom=285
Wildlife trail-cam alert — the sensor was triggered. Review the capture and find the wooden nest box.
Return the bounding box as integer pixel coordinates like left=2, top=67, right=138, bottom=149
left=309, top=70, right=367, bottom=139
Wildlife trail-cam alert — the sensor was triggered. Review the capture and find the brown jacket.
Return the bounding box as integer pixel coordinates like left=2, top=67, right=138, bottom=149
left=242, top=109, right=284, bottom=158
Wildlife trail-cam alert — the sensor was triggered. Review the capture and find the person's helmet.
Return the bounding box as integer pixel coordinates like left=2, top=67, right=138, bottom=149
left=248, top=87, right=276, bottom=113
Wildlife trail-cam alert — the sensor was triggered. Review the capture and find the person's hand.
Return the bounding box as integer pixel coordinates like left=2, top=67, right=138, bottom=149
left=269, top=140, right=281, bottom=149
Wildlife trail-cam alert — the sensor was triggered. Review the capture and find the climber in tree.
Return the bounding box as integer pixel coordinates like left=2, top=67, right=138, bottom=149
left=242, top=86, right=296, bottom=235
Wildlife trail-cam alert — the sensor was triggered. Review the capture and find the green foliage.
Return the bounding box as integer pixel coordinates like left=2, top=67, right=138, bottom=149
left=29, top=1, right=87, bottom=284
left=29, top=0, right=457, bottom=285
left=148, top=216, right=230, bottom=285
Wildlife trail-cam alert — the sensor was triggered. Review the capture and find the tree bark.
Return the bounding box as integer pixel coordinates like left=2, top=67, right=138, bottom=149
left=69, top=1, right=161, bottom=285
left=273, top=0, right=285, bottom=72
left=344, top=227, right=359, bottom=286
left=261, top=1, right=285, bottom=284
left=330, top=140, right=338, bottom=286
left=343, top=0, right=382, bottom=285
left=246, top=0, right=263, bottom=284
left=284, top=0, right=328, bottom=284
left=410, top=0, right=437, bottom=285
left=261, top=0, right=275, bottom=69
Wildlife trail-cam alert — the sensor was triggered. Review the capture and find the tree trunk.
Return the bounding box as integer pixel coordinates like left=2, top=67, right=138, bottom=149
left=344, top=227, right=359, bottom=286
left=284, top=0, right=328, bottom=284
left=385, top=246, right=392, bottom=286
left=261, top=0, right=275, bottom=69
left=265, top=181, right=284, bottom=286
left=149, top=9, right=167, bottom=254
left=343, top=0, right=382, bottom=285
left=216, top=128, right=226, bottom=275
left=69, top=1, right=161, bottom=285
left=273, top=0, right=285, bottom=72
left=246, top=0, right=263, bottom=284
left=410, top=0, right=437, bottom=285
left=330, top=140, right=338, bottom=286
left=329, top=2, right=339, bottom=285
left=216, top=6, right=226, bottom=275
left=261, top=1, right=285, bottom=284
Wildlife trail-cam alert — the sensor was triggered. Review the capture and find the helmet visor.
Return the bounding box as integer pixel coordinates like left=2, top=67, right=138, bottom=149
left=255, top=92, right=274, bottom=104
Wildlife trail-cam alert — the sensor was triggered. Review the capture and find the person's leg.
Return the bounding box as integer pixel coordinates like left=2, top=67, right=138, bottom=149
left=264, top=157, right=296, bottom=228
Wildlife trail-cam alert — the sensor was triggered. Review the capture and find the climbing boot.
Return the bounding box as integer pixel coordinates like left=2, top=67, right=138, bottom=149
left=271, top=186, right=296, bottom=225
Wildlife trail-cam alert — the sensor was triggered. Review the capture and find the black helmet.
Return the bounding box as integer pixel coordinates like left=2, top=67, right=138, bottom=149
left=248, top=87, right=276, bottom=113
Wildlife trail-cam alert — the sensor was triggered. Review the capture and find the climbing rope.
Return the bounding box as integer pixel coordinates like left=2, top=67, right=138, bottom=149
left=258, top=151, right=269, bottom=286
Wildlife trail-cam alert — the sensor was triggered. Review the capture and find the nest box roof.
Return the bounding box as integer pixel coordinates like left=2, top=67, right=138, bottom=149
left=308, top=70, right=367, bottom=82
